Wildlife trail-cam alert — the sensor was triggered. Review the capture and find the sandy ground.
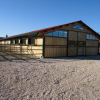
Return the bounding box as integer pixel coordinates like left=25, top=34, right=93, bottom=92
left=0, top=55, right=100, bottom=100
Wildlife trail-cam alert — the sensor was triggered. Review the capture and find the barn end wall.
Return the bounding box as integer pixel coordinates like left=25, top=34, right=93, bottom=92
left=41, top=22, right=99, bottom=57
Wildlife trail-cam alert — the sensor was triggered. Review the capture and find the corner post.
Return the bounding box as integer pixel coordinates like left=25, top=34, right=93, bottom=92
left=67, top=31, right=69, bottom=57
left=42, top=36, right=45, bottom=58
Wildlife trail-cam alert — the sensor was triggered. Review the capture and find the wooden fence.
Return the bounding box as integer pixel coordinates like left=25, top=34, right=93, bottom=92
left=0, top=44, right=43, bottom=59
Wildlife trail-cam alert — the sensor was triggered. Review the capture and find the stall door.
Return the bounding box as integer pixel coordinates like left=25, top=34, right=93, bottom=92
left=78, top=32, right=86, bottom=56
left=78, top=41, right=85, bottom=56
left=68, top=31, right=78, bottom=56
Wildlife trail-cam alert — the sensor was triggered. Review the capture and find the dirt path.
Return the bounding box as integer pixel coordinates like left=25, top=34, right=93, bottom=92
left=0, top=55, right=100, bottom=100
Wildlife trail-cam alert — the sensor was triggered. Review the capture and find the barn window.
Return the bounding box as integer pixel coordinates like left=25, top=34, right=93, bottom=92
left=73, top=25, right=84, bottom=30
left=68, top=41, right=77, bottom=47
left=11, top=40, right=13, bottom=44
left=53, top=31, right=59, bottom=37
left=86, top=34, right=90, bottom=39
left=15, top=39, right=18, bottom=44
left=70, top=45, right=74, bottom=47
left=46, top=30, right=67, bottom=37
left=63, top=31, right=67, bottom=37
left=78, top=41, right=86, bottom=47
left=86, top=34, right=98, bottom=40
left=46, top=32, right=52, bottom=36
left=90, top=34, right=92, bottom=39
left=28, top=38, right=35, bottom=45
left=28, top=38, right=31, bottom=45
left=59, top=30, right=64, bottom=37
left=93, top=35, right=96, bottom=39
left=31, top=38, right=35, bottom=45
left=20, top=39, right=22, bottom=44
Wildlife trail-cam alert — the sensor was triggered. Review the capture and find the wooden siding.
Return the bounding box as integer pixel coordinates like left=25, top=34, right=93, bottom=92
left=68, top=47, right=77, bottom=56
left=68, top=31, right=77, bottom=41
left=86, top=47, right=98, bottom=55
left=78, top=32, right=86, bottom=41
left=45, top=46, right=67, bottom=57
left=86, top=40, right=98, bottom=46
left=45, top=37, right=67, bottom=45
left=45, top=37, right=67, bottom=57
left=78, top=47, right=85, bottom=55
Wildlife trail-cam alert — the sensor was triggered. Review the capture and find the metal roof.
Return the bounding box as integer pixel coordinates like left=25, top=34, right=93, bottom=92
left=0, top=20, right=100, bottom=41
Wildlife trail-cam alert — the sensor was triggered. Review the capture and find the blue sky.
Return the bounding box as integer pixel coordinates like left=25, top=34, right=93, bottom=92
left=0, top=0, right=100, bottom=37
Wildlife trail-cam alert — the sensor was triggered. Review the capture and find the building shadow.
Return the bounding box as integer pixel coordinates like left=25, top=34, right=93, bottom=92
left=0, top=55, right=100, bottom=63
left=47, top=55, right=100, bottom=61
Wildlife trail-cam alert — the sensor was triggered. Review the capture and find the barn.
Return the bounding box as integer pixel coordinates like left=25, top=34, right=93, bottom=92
left=0, top=20, right=100, bottom=58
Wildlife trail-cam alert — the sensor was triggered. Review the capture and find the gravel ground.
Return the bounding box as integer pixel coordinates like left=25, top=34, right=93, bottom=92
left=0, top=55, right=100, bottom=100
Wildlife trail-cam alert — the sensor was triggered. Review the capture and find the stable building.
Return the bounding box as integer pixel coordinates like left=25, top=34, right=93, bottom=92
left=0, top=20, right=100, bottom=58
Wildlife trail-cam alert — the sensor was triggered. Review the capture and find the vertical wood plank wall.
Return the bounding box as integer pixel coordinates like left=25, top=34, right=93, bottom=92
left=68, top=31, right=77, bottom=41
left=78, top=47, right=85, bottom=55
left=68, top=47, right=77, bottom=56
left=68, top=31, right=78, bottom=56
left=78, top=32, right=86, bottom=56
left=45, top=31, right=99, bottom=57
left=78, top=32, right=86, bottom=41
left=68, top=31, right=99, bottom=56
left=45, top=37, right=67, bottom=57
left=86, top=40, right=98, bottom=55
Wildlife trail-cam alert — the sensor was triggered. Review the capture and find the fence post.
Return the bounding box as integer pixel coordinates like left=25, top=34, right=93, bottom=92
left=4, top=43, right=5, bottom=52
left=1, top=43, right=2, bottom=51
left=10, top=44, right=11, bottom=55
left=20, top=44, right=22, bottom=59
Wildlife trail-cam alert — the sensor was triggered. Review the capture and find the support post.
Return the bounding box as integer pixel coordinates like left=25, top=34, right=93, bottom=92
left=10, top=43, right=11, bottom=55
left=1, top=43, right=2, bottom=52
left=98, top=40, right=99, bottom=55
left=27, top=44, right=28, bottom=54
left=67, top=31, right=69, bottom=57
left=31, top=44, right=32, bottom=55
left=77, top=32, right=78, bottom=56
left=42, top=36, right=45, bottom=58
left=4, top=42, right=5, bottom=52
left=20, top=44, right=22, bottom=59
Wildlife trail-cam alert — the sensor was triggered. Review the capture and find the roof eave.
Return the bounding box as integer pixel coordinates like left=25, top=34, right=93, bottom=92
left=0, top=32, right=38, bottom=41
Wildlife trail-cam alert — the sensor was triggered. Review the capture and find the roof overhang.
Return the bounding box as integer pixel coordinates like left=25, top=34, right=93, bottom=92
left=0, top=20, right=100, bottom=41
left=0, top=32, right=38, bottom=41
